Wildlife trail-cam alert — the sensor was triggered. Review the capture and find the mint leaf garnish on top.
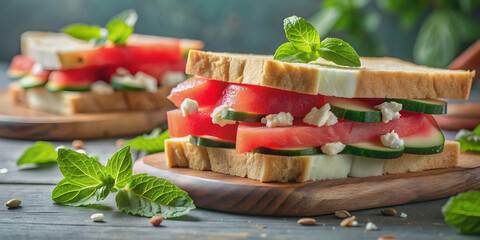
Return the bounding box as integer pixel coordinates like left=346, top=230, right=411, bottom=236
left=442, top=191, right=480, bottom=234
left=274, top=16, right=361, bottom=67
left=61, top=9, right=138, bottom=46
left=126, top=128, right=170, bottom=154
left=116, top=174, right=196, bottom=218
left=17, top=141, right=57, bottom=166
left=455, top=124, right=480, bottom=152
left=52, top=146, right=195, bottom=218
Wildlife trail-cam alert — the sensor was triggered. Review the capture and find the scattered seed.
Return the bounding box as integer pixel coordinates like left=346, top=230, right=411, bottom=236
left=150, top=216, right=164, bottom=226
left=261, top=225, right=268, bottom=229
left=0, top=168, right=8, bottom=174
left=91, top=213, right=104, bottom=222
left=297, top=218, right=316, bottom=226
left=260, top=233, right=267, bottom=238
left=335, top=210, right=351, bottom=219
left=381, top=208, right=397, bottom=216
left=400, top=212, right=407, bottom=218
left=116, top=139, right=125, bottom=148
left=340, top=216, right=357, bottom=227
left=365, top=222, right=378, bottom=231
left=72, top=140, right=84, bottom=149
left=5, top=199, right=21, bottom=208
left=248, top=220, right=252, bottom=223
left=378, top=235, right=396, bottom=240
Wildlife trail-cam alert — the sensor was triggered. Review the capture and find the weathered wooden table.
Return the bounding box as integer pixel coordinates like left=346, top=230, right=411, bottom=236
left=0, top=63, right=477, bottom=240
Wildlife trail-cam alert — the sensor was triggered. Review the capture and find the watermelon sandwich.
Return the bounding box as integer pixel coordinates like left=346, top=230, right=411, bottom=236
left=8, top=10, right=203, bottom=115
left=162, top=48, right=474, bottom=182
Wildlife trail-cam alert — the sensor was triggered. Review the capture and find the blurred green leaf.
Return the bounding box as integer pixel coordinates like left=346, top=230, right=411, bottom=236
left=126, top=128, right=170, bottom=154
left=61, top=24, right=102, bottom=41
left=377, top=0, right=430, bottom=30
left=108, top=9, right=138, bottom=27
left=309, top=8, right=341, bottom=37
left=413, top=11, right=459, bottom=68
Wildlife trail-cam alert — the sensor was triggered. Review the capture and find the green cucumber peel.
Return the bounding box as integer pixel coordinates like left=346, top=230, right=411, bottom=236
left=221, top=110, right=265, bottom=122
left=343, top=141, right=404, bottom=159
left=252, top=146, right=320, bottom=156
left=189, top=135, right=236, bottom=149
left=384, top=98, right=447, bottom=115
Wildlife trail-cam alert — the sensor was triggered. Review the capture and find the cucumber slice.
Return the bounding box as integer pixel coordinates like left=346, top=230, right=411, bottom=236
left=252, top=146, right=320, bottom=156
left=111, top=76, right=146, bottom=91
left=403, top=121, right=445, bottom=155
left=189, top=135, right=236, bottom=148
left=329, top=98, right=382, bottom=122
left=45, top=82, right=90, bottom=92
left=18, top=75, right=46, bottom=89
left=343, top=141, right=404, bottom=159
left=221, top=110, right=265, bottom=122
left=383, top=98, right=447, bottom=114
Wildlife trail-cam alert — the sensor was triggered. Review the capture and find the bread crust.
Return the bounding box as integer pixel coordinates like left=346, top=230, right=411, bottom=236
left=186, top=51, right=474, bottom=99
left=165, top=137, right=460, bottom=183
left=8, top=83, right=174, bottom=114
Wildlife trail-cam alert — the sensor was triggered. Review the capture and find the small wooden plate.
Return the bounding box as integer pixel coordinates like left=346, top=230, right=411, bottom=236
left=0, top=91, right=168, bottom=140
left=133, top=152, right=480, bottom=216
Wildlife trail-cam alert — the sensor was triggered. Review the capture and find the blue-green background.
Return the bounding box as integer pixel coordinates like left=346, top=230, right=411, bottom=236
left=0, top=0, right=423, bottom=62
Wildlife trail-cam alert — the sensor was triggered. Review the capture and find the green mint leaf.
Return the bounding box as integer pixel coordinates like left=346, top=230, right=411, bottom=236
left=61, top=24, right=102, bottom=41
left=57, top=148, right=112, bottom=186
left=442, top=191, right=480, bottom=234
left=455, top=129, right=480, bottom=152
left=52, top=178, right=114, bottom=206
left=318, top=38, right=361, bottom=67
left=274, top=42, right=319, bottom=63
left=126, top=129, right=170, bottom=153
left=106, top=146, right=132, bottom=189
left=283, top=16, right=320, bottom=52
left=107, top=20, right=133, bottom=45
left=108, top=9, right=138, bottom=27
left=116, top=173, right=195, bottom=218
left=17, top=141, right=57, bottom=166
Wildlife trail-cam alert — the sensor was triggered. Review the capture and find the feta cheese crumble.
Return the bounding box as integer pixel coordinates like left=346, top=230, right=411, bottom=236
left=303, top=104, right=338, bottom=127
left=90, top=81, right=114, bottom=95
left=321, top=142, right=346, bottom=155
left=91, top=213, right=104, bottom=222
left=211, top=105, right=236, bottom=127
left=261, top=112, right=293, bottom=128
left=161, top=71, right=187, bottom=87
left=400, top=212, right=408, bottom=218
left=374, top=102, right=402, bottom=123
left=380, top=130, right=404, bottom=149
left=180, top=98, right=198, bottom=117
left=365, top=222, right=378, bottom=231
left=112, top=68, right=158, bottom=93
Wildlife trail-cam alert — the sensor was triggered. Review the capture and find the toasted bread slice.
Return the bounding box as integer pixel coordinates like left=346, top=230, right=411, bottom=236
left=186, top=50, right=474, bottom=99
left=9, top=83, right=174, bottom=115
left=165, top=137, right=460, bottom=182
left=21, top=32, right=203, bottom=70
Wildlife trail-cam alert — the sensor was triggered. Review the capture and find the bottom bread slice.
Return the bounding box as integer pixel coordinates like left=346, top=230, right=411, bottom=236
left=165, top=137, right=460, bottom=182
left=9, top=82, right=173, bottom=114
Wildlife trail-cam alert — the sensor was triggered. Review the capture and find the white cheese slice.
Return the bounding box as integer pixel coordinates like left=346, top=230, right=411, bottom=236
left=349, top=157, right=385, bottom=177
left=306, top=154, right=353, bottom=181
left=317, top=67, right=359, bottom=98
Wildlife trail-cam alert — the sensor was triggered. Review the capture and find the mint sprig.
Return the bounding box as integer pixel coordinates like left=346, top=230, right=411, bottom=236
left=52, top=146, right=195, bottom=218
left=61, top=9, right=138, bottom=46
left=442, top=191, right=480, bottom=234
left=116, top=174, right=195, bottom=218
left=126, top=128, right=170, bottom=154
left=274, top=15, right=361, bottom=67
left=455, top=124, right=480, bottom=152
left=17, top=141, right=57, bottom=166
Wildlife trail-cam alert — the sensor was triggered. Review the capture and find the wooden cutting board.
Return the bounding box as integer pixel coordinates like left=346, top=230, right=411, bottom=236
left=133, top=152, right=480, bottom=216
left=0, top=91, right=168, bottom=140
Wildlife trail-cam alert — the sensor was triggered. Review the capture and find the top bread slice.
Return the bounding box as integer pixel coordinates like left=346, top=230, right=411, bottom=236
left=186, top=50, right=474, bottom=99
left=21, top=31, right=203, bottom=70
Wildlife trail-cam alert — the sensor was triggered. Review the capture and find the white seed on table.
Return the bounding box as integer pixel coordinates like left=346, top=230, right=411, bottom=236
left=0, top=168, right=8, bottom=174
left=91, top=213, right=104, bottom=222
left=400, top=212, right=408, bottom=218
